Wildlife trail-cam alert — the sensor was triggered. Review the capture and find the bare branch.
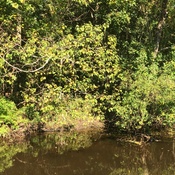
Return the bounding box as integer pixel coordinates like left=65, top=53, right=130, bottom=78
left=2, top=57, right=50, bottom=73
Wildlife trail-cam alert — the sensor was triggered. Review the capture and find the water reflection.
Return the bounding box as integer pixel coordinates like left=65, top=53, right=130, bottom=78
left=0, top=141, right=28, bottom=173
left=0, top=132, right=175, bottom=175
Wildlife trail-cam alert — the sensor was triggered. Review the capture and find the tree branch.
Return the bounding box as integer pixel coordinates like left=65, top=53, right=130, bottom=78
left=2, top=57, right=50, bottom=73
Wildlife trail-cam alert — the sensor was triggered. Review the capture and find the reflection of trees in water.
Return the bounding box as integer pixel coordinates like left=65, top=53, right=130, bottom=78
left=0, top=131, right=101, bottom=174
left=141, top=151, right=149, bottom=175
left=103, top=139, right=175, bottom=175
left=106, top=143, right=150, bottom=175
left=160, top=138, right=175, bottom=175
left=173, top=138, right=175, bottom=159
left=146, top=138, right=175, bottom=175
left=22, top=137, right=175, bottom=175
left=29, top=131, right=102, bottom=155
left=0, top=142, right=28, bottom=173
left=1, top=134, right=175, bottom=175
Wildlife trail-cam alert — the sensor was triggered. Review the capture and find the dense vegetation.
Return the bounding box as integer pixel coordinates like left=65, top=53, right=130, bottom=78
left=0, top=0, right=175, bottom=137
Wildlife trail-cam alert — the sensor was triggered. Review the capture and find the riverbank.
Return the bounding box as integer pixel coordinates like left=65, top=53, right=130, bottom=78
left=2, top=120, right=175, bottom=144
left=0, top=118, right=104, bottom=142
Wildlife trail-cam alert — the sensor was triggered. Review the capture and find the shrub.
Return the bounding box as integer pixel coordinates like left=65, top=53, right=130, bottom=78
left=115, top=63, right=175, bottom=132
left=0, top=97, right=25, bottom=137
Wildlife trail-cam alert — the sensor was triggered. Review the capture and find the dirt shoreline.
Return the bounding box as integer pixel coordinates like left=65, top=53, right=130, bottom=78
left=2, top=119, right=174, bottom=143
left=2, top=119, right=104, bottom=142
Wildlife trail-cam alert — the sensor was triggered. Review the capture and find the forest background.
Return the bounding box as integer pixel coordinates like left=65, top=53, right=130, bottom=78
left=0, top=0, right=175, bottom=138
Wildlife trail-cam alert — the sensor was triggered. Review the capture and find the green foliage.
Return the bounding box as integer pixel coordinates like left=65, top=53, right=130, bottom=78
left=73, top=0, right=94, bottom=6
left=0, top=0, right=175, bottom=135
left=0, top=97, right=27, bottom=137
left=27, top=82, right=102, bottom=129
left=115, top=63, right=175, bottom=132
left=0, top=98, right=18, bottom=126
left=0, top=125, right=10, bottom=138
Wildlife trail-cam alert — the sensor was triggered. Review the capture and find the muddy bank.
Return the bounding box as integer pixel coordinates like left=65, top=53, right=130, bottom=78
left=2, top=119, right=104, bottom=142
left=2, top=118, right=174, bottom=144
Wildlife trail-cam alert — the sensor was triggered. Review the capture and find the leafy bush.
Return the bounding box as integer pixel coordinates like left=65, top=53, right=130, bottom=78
left=35, top=83, right=101, bottom=128
left=0, top=97, right=25, bottom=136
left=115, top=63, right=175, bottom=132
left=22, top=80, right=103, bottom=131
left=0, top=97, right=18, bottom=126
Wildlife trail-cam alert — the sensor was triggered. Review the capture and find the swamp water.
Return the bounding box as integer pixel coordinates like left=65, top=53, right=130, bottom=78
left=0, top=131, right=175, bottom=175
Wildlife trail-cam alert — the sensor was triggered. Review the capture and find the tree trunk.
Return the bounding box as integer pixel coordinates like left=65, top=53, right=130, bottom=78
left=153, top=0, right=168, bottom=58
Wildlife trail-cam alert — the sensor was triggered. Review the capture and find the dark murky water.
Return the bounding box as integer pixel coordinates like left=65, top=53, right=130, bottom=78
left=0, top=131, right=175, bottom=175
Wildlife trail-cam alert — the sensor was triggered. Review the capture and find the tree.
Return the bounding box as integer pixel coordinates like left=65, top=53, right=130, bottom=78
left=0, top=0, right=175, bottom=134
